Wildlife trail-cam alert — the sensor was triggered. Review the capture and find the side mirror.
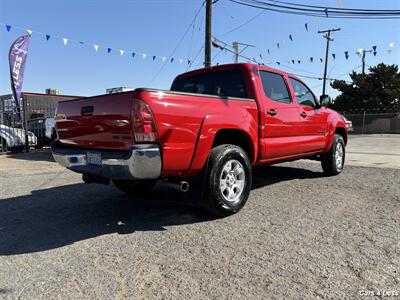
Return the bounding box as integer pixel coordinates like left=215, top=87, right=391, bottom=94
left=320, top=95, right=331, bottom=107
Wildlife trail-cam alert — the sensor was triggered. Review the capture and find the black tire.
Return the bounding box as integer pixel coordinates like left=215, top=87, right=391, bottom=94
left=0, top=138, right=8, bottom=153
left=321, top=134, right=345, bottom=176
left=201, top=144, right=252, bottom=217
left=112, top=179, right=157, bottom=195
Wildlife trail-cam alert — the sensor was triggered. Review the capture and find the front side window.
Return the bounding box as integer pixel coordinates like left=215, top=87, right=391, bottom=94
left=259, top=71, right=291, bottom=104
left=289, top=78, right=317, bottom=107
left=171, top=70, right=247, bottom=98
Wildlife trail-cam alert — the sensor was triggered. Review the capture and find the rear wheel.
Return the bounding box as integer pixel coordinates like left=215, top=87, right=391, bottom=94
left=321, top=134, right=345, bottom=176
left=112, top=179, right=157, bottom=195
left=0, top=138, right=8, bottom=152
left=201, top=144, right=252, bottom=217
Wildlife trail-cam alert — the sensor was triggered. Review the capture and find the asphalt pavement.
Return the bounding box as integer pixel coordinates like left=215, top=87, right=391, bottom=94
left=0, top=135, right=399, bottom=299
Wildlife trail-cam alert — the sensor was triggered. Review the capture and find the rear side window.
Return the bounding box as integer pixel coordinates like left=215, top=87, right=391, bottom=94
left=289, top=78, right=317, bottom=107
left=171, top=70, right=247, bottom=98
left=259, top=71, right=291, bottom=104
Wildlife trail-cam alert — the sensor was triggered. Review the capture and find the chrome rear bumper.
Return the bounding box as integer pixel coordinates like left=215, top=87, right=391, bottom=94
left=51, top=142, right=162, bottom=180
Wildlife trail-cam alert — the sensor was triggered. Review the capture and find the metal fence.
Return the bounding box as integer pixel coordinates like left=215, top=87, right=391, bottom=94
left=344, top=112, right=400, bottom=134
left=0, top=93, right=67, bottom=153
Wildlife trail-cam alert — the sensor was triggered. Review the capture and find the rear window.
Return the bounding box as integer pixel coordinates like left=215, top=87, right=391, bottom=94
left=171, top=70, right=248, bottom=98
left=259, top=71, right=291, bottom=104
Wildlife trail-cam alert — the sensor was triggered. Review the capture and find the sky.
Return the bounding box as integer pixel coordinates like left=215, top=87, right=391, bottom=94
left=0, top=0, right=399, bottom=98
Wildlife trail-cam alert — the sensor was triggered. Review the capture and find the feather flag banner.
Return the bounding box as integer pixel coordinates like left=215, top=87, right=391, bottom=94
left=9, top=35, right=30, bottom=122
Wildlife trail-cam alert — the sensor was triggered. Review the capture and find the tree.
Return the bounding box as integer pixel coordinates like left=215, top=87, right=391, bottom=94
left=330, top=63, right=400, bottom=113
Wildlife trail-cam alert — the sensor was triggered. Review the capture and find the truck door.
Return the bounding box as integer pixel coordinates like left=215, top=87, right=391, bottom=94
left=288, top=77, right=328, bottom=153
left=258, top=71, right=302, bottom=160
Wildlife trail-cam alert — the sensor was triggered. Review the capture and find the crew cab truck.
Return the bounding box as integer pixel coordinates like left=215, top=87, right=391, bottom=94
left=52, top=63, right=347, bottom=216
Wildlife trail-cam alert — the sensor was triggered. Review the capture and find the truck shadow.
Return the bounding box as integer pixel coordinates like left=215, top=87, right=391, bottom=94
left=0, top=164, right=323, bottom=256
left=3, top=150, right=55, bottom=162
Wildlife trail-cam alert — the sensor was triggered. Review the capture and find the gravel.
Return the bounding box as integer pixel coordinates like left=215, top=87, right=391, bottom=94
left=0, top=153, right=399, bottom=299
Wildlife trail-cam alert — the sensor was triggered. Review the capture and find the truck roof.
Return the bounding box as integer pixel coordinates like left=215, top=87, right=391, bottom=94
left=175, top=63, right=299, bottom=81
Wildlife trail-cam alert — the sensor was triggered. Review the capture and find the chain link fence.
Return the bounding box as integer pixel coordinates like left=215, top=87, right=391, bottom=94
left=343, top=112, right=400, bottom=134
left=1, top=93, right=79, bottom=153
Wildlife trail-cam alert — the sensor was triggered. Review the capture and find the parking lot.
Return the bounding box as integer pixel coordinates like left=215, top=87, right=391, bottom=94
left=0, top=135, right=399, bottom=299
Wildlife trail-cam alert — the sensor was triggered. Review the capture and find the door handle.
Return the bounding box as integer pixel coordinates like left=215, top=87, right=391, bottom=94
left=300, top=111, right=308, bottom=118
left=267, top=109, right=277, bottom=116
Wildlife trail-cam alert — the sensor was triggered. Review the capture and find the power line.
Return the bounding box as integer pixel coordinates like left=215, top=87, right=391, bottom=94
left=147, top=1, right=205, bottom=86
left=228, top=0, right=400, bottom=19
left=217, top=10, right=265, bottom=37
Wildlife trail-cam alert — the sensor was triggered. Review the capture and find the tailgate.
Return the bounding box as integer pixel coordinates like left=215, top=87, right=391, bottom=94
left=56, top=92, right=134, bottom=150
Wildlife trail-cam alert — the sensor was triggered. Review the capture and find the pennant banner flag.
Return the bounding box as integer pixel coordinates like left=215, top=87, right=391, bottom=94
left=2, top=22, right=396, bottom=70
left=8, top=35, right=30, bottom=121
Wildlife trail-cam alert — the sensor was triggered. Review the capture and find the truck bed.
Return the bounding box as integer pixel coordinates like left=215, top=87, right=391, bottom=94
left=56, top=88, right=258, bottom=176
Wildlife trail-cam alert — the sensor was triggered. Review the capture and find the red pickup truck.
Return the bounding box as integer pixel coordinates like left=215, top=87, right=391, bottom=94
left=52, top=63, right=347, bottom=216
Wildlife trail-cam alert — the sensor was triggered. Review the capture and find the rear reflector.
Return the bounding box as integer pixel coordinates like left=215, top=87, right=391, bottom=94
left=133, top=99, right=158, bottom=143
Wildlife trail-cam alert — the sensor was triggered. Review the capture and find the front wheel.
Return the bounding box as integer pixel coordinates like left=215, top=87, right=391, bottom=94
left=321, top=134, right=345, bottom=176
left=201, top=144, right=252, bottom=217
left=112, top=179, right=157, bottom=195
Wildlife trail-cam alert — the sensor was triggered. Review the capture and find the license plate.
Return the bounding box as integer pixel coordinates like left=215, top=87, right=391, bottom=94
left=86, top=151, right=102, bottom=166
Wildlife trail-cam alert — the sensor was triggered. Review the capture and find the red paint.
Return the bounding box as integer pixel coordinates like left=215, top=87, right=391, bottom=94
left=55, top=63, right=347, bottom=177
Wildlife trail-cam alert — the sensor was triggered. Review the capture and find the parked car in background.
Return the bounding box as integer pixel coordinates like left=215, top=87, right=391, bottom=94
left=342, top=116, right=354, bottom=132
left=45, top=117, right=56, bottom=141
left=52, top=63, right=348, bottom=216
left=0, top=124, right=37, bottom=152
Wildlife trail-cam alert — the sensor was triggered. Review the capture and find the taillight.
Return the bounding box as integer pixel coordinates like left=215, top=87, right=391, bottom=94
left=132, top=99, right=158, bottom=143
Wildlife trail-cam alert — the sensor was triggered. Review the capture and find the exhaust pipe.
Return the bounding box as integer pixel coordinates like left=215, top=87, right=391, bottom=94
left=168, top=181, right=190, bottom=192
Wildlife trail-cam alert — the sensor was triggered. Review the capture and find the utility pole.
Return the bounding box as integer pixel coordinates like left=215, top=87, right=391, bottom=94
left=357, top=49, right=373, bottom=74
left=204, top=0, right=212, bottom=67
left=232, top=41, right=255, bottom=63
left=232, top=42, right=239, bottom=63
left=318, top=28, right=340, bottom=96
